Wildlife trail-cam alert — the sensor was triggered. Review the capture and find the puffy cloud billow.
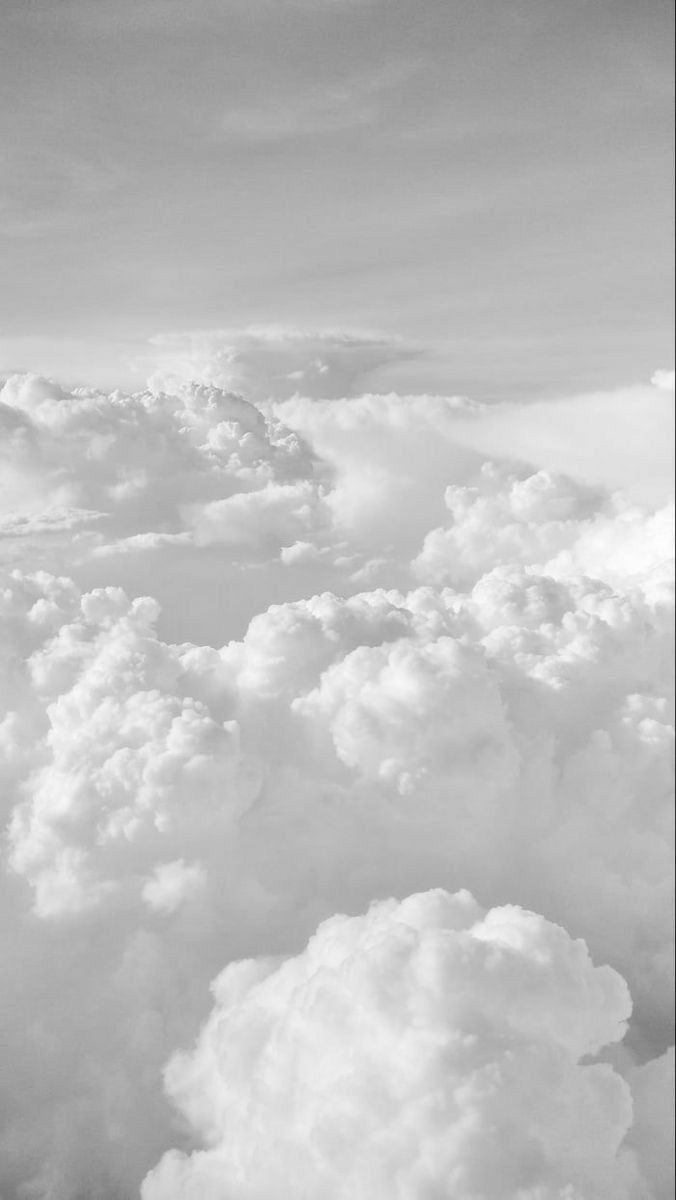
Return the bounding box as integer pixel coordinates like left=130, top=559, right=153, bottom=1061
left=0, top=346, right=673, bottom=1199
left=142, top=891, right=638, bottom=1200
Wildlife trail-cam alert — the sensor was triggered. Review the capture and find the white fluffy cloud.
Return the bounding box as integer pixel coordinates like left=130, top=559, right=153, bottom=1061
left=2, top=577, right=264, bottom=919
left=0, top=371, right=335, bottom=644
left=0, top=356, right=672, bottom=1199
left=413, top=460, right=674, bottom=597
left=142, top=890, right=639, bottom=1200
left=0, top=373, right=318, bottom=554
left=293, top=633, right=514, bottom=794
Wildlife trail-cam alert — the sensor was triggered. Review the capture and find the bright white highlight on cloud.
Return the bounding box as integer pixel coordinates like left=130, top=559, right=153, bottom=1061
left=0, top=338, right=673, bottom=1200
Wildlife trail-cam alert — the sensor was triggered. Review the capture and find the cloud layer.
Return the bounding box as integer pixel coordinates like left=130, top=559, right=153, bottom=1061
left=0, top=343, right=673, bottom=1199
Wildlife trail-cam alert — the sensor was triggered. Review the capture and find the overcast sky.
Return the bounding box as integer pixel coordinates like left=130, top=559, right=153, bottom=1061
left=1, top=0, right=673, bottom=396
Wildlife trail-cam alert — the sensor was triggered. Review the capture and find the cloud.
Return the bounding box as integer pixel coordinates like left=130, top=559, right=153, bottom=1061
left=0, top=373, right=317, bottom=550
left=142, top=889, right=639, bottom=1200
left=4, top=582, right=256, bottom=918
left=275, top=373, right=675, bottom=518
left=293, top=633, right=515, bottom=794
left=625, top=1046, right=675, bottom=1199
left=143, top=326, right=419, bottom=401
left=0, top=371, right=330, bottom=640
left=187, top=479, right=329, bottom=549
left=413, top=460, right=674, bottom=595
left=0, top=356, right=672, bottom=1198
left=447, top=377, right=675, bottom=507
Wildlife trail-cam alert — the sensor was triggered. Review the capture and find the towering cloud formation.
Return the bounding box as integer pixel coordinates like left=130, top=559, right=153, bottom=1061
left=142, top=891, right=638, bottom=1200
left=0, top=353, right=673, bottom=1199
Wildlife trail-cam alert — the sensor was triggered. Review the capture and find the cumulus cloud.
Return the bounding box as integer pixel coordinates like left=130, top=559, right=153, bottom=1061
left=142, top=890, right=639, bottom=1200
left=293, top=633, right=514, bottom=794
left=0, top=356, right=672, bottom=1199
left=0, top=374, right=318, bottom=555
left=0, top=371, right=334, bottom=641
left=3, top=579, right=260, bottom=918
left=413, top=460, right=674, bottom=595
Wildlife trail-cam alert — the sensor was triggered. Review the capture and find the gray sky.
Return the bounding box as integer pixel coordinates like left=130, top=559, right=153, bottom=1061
left=1, top=0, right=673, bottom=397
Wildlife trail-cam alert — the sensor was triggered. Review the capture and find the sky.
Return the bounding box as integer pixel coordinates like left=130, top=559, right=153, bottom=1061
left=0, top=4, right=674, bottom=1200
left=1, top=0, right=674, bottom=398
